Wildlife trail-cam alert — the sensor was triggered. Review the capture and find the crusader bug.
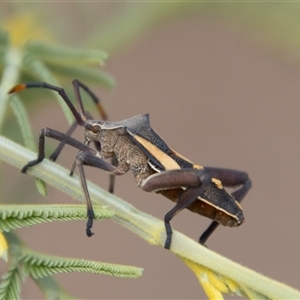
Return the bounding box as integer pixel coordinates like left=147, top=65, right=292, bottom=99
left=9, top=80, right=251, bottom=249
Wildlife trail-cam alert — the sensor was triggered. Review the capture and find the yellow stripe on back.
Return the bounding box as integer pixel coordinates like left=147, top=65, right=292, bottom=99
left=170, top=148, right=195, bottom=164
left=212, top=178, right=223, bottom=189
left=134, top=135, right=180, bottom=170
left=193, top=164, right=204, bottom=170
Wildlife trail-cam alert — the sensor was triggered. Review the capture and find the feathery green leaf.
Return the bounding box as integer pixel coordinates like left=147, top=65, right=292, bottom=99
left=0, top=48, right=23, bottom=130
left=0, top=30, right=9, bottom=47
left=22, top=252, right=143, bottom=279
left=46, top=63, right=115, bottom=89
left=9, top=95, right=35, bottom=151
left=8, top=95, right=47, bottom=196
left=26, top=42, right=108, bottom=66
left=0, top=265, right=24, bottom=300
left=0, top=204, right=114, bottom=232
left=0, top=30, right=8, bottom=65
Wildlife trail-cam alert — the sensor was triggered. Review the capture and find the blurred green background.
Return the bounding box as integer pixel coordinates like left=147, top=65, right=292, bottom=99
left=1, top=2, right=300, bottom=299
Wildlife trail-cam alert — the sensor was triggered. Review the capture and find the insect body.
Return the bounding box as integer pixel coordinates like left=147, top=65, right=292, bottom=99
left=9, top=80, right=251, bottom=249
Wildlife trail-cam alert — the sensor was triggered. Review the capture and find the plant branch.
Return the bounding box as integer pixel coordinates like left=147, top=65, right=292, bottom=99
left=0, top=136, right=299, bottom=299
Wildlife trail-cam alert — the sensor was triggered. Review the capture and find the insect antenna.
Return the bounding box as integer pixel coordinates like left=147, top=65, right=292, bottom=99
left=9, top=81, right=86, bottom=125
left=72, top=79, right=108, bottom=121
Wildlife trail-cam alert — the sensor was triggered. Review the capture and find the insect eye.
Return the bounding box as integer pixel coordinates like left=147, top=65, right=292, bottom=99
left=91, top=125, right=100, bottom=134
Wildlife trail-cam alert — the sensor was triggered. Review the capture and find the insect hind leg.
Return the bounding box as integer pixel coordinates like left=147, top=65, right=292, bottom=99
left=141, top=168, right=211, bottom=249
left=199, top=167, right=252, bottom=245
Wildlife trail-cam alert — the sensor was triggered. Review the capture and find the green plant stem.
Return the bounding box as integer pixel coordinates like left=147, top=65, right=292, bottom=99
left=0, top=136, right=299, bottom=299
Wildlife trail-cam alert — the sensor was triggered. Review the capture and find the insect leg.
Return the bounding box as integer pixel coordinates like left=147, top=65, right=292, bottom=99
left=199, top=167, right=252, bottom=245
left=141, top=169, right=211, bottom=249
left=75, top=151, right=125, bottom=237
left=108, top=156, right=118, bottom=193
left=22, top=126, right=123, bottom=237
left=49, top=112, right=97, bottom=165
left=49, top=120, right=78, bottom=162
left=21, top=127, right=95, bottom=173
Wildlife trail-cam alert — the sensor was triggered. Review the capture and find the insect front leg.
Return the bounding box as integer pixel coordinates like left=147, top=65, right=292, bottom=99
left=21, top=127, right=94, bottom=173
left=199, top=167, right=252, bottom=245
left=141, top=169, right=211, bottom=249
left=21, top=127, right=98, bottom=236
left=74, top=151, right=126, bottom=237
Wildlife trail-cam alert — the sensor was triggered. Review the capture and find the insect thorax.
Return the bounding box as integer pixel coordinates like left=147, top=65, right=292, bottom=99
left=100, top=128, right=152, bottom=183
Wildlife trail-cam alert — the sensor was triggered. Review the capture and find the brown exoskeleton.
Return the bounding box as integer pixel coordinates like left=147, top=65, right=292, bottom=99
left=9, top=80, right=251, bottom=249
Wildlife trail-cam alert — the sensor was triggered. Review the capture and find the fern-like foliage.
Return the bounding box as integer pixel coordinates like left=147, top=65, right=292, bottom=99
left=0, top=204, right=114, bottom=232
left=26, top=41, right=108, bottom=65
left=0, top=204, right=140, bottom=299
left=22, top=252, right=143, bottom=279
left=0, top=232, right=142, bottom=300
left=0, top=15, right=114, bottom=132
left=0, top=264, right=24, bottom=300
